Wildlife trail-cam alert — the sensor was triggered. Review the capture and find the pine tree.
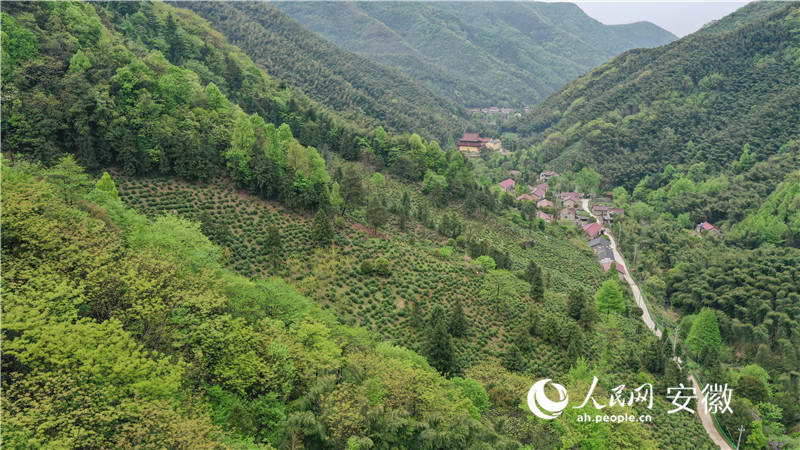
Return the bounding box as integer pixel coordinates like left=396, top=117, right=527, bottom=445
left=398, top=191, right=411, bottom=230
left=264, top=224, right=283, bottom=268
left=580, top=299, right=598, bottom=330
left=311, top=208, right=334, bottom=247
left=525, top=260, right=544, bottom=301
left=503, top=343, right=525, bottom=372
left=422, top=305, right=456, bottom=374
left=595, top=279, right=625, bottom=316
left=567, top=289, right=586, bottom=321
left=685, top=308, right=722, bottom=355
left=448, top=301, right=467, bottom=338
left=410, top=300, right=423, bottom=330
left=95, top=172, right=119, bottom=198
left=339, top=165, right=364, bottom=216
left=365, top=196, right=388, bottom=233
left=642, top=336, right=665, bottom=374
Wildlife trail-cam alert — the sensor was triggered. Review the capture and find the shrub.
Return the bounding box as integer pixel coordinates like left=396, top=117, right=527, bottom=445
left=374, top=257, right=391, bottom=276
left=360, top=260, right=373, bottom=274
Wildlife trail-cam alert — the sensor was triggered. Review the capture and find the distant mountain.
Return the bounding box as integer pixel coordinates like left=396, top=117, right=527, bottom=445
left=508, top=1, right=800, bottom=189
left=608, top=22, right=678, bottom=48
left=180, top=1, right=470, bottom=143
left=274, top=1, right=677, bottom=108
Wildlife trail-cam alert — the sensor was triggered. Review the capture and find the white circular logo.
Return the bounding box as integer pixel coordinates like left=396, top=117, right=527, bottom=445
left=527, top=378, right=569, bottom=420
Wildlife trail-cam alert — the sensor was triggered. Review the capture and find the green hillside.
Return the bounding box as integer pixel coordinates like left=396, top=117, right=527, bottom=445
left=274, top=1, right=677, bottom=107
left=508, top=1, right=800, bottom=189
left=179, top=1, right=469, bottom=143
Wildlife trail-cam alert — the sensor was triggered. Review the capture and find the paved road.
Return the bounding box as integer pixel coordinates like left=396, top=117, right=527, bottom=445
left=581, top=199, right=732, bottom=450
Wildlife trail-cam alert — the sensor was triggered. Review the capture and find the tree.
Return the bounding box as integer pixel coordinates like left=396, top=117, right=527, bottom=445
left=264, top=224, right=283, bottom=268
left=502, top=344, right=525, bottom=372
left=595, top=279, right=625, bottom=316
left=685, top=308, right=722, bottom=355
left=365, top=196, right=388, bottom=233
left=642, top=336, right=665, bottom=374
left=448, top=301, right=467, bottom=338
left=339, top=165, right=364, bottom=216
left=398, top=191, right=411, bottom=231
left=311, top=209, right=334, bottom=247
left=44, top=155, right=93, bottom=204
left=525, top=260, right=544, bottom=301
left=474, top=255, right=496, bottom=272
left=359, top=259, right=373, bottom=274
left=374, top=257, right=390, bottom=276
left=744, top=420, right=768, bottom=450
left=95, top=172, right=119, bottom=199
left=423, top=305, right=456, bottom=374
left=567, top=290, right=586, bottom=321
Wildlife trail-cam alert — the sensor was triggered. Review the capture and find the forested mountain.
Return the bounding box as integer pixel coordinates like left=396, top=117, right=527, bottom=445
left=274, top=1, right=676, bottom=108
left=508, top=1, right=800, bottom=189
left=4, top=0, right=798, bottom=448
left=480, top=3, right=800, bottom=446
left=178, top=1, right=469, bottom=142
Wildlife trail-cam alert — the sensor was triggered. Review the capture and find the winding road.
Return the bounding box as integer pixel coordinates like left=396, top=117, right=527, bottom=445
left=581, top=199, right=732, bottom=450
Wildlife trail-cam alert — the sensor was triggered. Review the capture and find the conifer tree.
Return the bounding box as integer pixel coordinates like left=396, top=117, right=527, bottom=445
left=365, top=196, right=388, bottom=233
left=423, top=305, right=456, bottom=375
left=686, top=308, right=722, bottom=355
left=595, top=279, right=625, bottom=316
left=264, top=224, right=283, bottom=268
left=525, top=260, right=544, bottom=301
left=311, top=208, right=334, bottom=247
left=448, top=301, right=467, bottom=338
left=503, top=343, right=525, bottom=372
left=95, top=172, right=119, bottom=198
left=567, top=289, right=586, bottom=321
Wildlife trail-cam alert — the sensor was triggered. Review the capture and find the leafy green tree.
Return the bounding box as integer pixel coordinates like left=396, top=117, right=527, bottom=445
left=595, top=279, right=625, bottom=315
left=374, top=256, right=391, bottom=276
left=423, top=305, right=456, bottom=374
left=744, top=420, right=768, bottom=450
left=474, top=255, right=496, bottom=272
left=69, top=49, right=91, bottom=73
left=311, top=208, right=334, bottom=247
left=685, top=308, right=722, bottom=355
left=44, top=155, right=93, bottom=204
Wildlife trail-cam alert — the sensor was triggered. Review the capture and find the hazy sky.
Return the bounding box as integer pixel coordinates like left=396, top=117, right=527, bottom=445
left=573, top=1, right=752, bottom=37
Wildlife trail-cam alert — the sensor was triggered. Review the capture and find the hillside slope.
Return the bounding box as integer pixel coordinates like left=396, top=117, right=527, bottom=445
left=509, top=1, right=800, bottom=189
left=275, top=1, right=676, bottom=107
left=179, top=1, right=469, bottom=142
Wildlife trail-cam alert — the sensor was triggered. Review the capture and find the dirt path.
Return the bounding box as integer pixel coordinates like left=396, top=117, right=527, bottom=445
left=581, top=199, right=732, bottom=450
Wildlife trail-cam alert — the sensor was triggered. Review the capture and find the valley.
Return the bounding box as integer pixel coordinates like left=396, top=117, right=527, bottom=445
left=2, top=1, right=798, bottom=448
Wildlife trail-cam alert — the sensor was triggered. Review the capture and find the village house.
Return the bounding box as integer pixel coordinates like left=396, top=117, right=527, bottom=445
left=499, top=178, right=516, bottom=193
left=537, top=199, right=554, bottom=208
left=596, top=247, right=615, bottom=264
left=559, top=208, right=578, bottom=221
left=534, top=182, right=549, bottom=193
left=530, top=187, right=547, bottom=201
left=539, top=170, right=559, bottom=182
left=696, top=222, right=723, bottom=237
left=583, top=222, right=603, bottom=239
left=509, top=170, right=522, bottom=178
left=588, top=237, right=611, bottom=250
left=603, top=261, right=627, bottom=275
left=516, top=193, right=537, bottom=202
left=562, top=198, right=579, bottom=209
left=485, top=139, right=503, bottom=151
left=591, top=205, right=625, bottom=224
left=537, top=211, right=553, bottom=223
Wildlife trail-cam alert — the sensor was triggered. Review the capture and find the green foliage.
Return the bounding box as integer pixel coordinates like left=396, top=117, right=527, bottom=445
left=275, top=2, right=675, bottom=107
left=595, top=279, right=625, bottom=315
left=95, top=172, right=119, bottom=199
left=422, top=305, right=456, bottom=374
left=685, top=308, right=722, bottom=355
left=373, top=256, right=390, bottom=276
left=311, top=209, right=334, bottom=247
left=474, top=255, right=496, bottom=271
